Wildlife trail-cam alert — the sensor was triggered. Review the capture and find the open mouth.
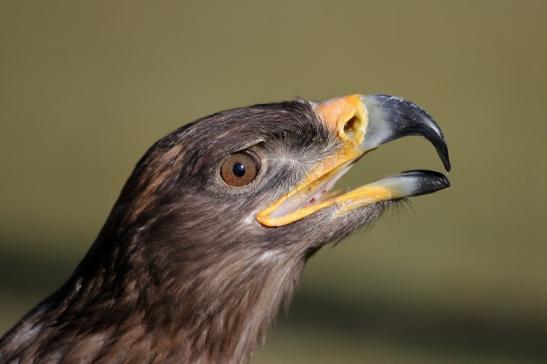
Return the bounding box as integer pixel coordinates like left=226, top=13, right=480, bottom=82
left=256, top=94, right=451, bottom=227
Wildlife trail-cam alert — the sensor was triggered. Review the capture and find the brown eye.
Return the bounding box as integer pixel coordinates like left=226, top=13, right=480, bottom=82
left=220, top=151, right=260, bottom=187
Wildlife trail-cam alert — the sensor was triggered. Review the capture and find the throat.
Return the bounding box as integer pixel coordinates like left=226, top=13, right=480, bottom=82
left=175, top=254, right=306, bottom=364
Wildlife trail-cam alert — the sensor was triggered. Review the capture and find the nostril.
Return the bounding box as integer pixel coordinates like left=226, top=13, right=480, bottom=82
left=343, top=115, right=359, bottom=139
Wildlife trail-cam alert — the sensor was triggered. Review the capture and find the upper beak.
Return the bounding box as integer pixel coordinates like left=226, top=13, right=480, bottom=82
left=361, top=94, right=450, bottom=171
left=256, top=94, right=451, bottom=227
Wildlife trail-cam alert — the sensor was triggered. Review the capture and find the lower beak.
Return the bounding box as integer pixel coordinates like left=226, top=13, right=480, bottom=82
left=256, top=94, right=451, bottom=227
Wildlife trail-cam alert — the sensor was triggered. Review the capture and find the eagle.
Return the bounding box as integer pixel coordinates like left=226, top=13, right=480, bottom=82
left=0, top=94, right=450, bottom=363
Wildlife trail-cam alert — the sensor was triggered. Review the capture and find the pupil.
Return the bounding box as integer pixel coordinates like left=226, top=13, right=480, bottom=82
left=232, top=162, right=246, bottom=177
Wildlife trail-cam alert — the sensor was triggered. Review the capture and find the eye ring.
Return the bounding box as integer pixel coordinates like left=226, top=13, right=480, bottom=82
left=220, top=150, right=261, bottom=187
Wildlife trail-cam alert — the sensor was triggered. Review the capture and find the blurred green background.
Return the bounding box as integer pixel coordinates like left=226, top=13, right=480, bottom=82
left=1, top=1, right=546, bottom=363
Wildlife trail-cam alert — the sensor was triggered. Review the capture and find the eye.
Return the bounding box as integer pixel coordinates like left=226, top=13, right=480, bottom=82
left=220, top=150, right=261, bottom=187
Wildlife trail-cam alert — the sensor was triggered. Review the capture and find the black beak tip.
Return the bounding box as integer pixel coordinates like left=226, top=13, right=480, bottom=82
left=423, top=169, right=451, bottom=190
left=439, top=172, right=451, bottom=188
left=400, top=169, right=451, bottom=195
left=439, top=145, right=452, bottom=172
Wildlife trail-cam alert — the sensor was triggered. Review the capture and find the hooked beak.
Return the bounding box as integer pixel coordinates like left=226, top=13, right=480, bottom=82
left=256, top=94, right=451, bottom=227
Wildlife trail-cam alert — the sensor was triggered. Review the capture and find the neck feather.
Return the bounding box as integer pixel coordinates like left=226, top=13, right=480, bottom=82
left=1, top=239, right=306, bottom=364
